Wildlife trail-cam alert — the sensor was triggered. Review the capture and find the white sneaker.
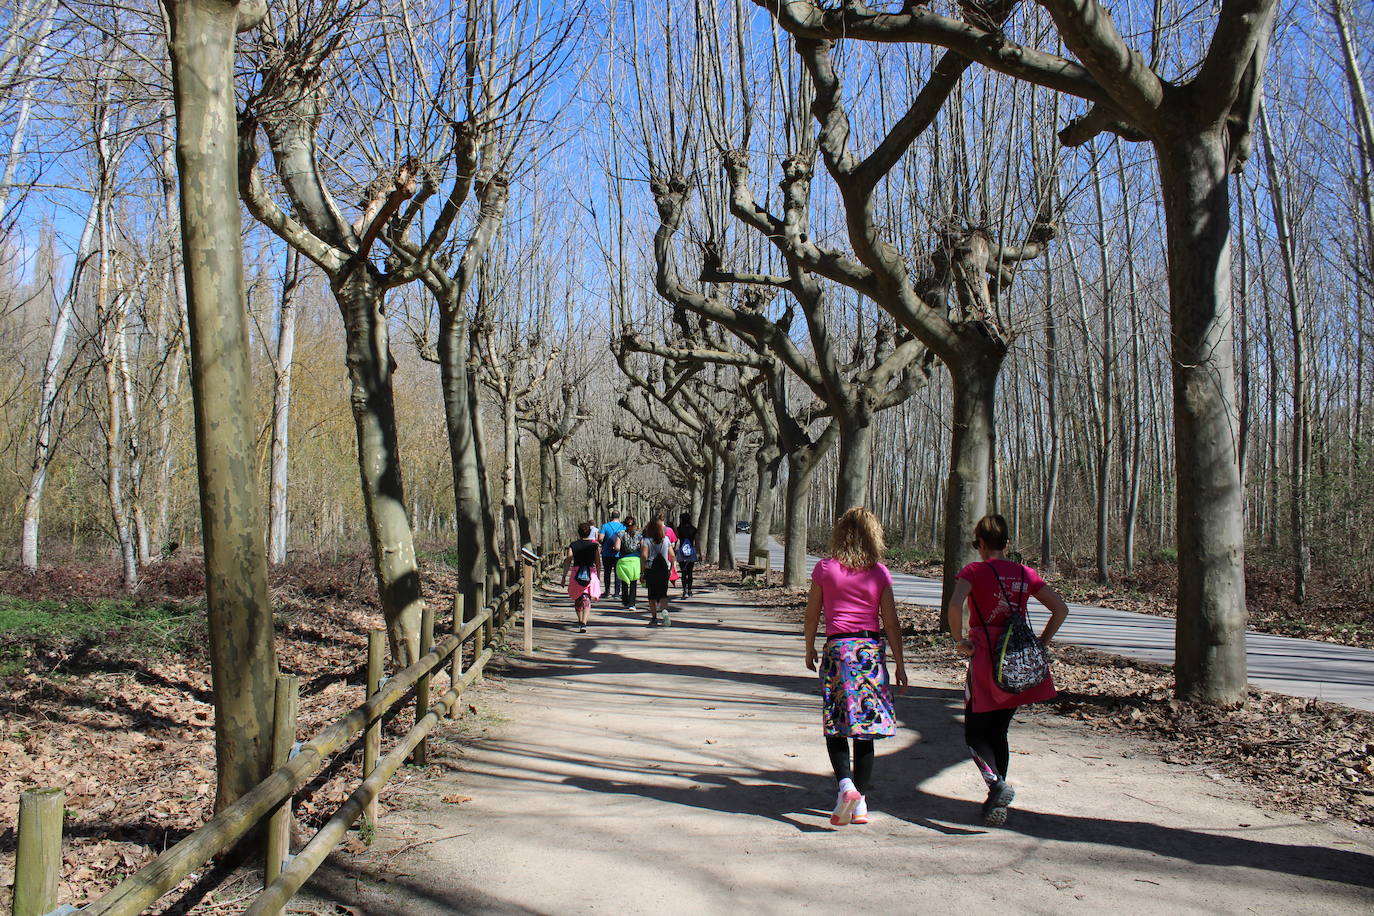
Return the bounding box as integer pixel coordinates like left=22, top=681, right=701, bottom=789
left=660, top=608, right=671, bottom=627
left=851, top=795, right=869, bottom=824
left=830, top=778, right=861, bottom=826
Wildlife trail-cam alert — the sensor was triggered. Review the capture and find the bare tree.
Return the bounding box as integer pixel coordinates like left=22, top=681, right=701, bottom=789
left=762, top=0, right=1275, bottom=703
left=162, top=0, right=279, bottom=825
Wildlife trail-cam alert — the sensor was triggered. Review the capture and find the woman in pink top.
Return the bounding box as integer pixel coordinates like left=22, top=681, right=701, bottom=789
left=947, top=514, right=1069, bottom=827
left=803, top=507, right=907, bottom=827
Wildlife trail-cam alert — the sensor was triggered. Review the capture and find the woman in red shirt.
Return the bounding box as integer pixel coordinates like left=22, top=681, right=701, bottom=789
left=947, top=514, right=1069, bottom=827
left=803, top=507, right=908, bottom=827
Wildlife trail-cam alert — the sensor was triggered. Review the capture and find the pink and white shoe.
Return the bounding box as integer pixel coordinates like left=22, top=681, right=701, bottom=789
left=830, top=779, right=862, bottom=826
left=850, top=795, right=869, bottom=824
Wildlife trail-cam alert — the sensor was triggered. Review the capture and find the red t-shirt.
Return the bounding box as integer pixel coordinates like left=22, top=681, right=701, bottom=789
left=957, top=559, right=1045, bottom=628
left=957, top=559, right=1055, bottom=712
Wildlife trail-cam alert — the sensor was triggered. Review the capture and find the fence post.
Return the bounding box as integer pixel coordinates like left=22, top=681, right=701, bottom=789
left=265, top=674, right=299, bottom=902
left=475, top=580, right=488, bottom=656
left=13, top=786, right=63, bottom=916
left=522, top=562, right=534, bottom=654
left=451, top=592, right=466, bottom=717
left=363, top=629, right=384, bottom=838
left=412, top=604, right=434, bottom=764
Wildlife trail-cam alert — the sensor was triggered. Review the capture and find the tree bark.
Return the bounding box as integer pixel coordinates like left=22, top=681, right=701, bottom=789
left=1040, top=261, right=1060, bottom=573
left=699, top=455, right=718, bottom=565
left=782, top=422, right=838, bottom=587
left=439, top=308, right=486, bottom=613
left=163, top=0, right=278, bottom=822
left=1158, top=131, right=1248, bottom=704
left=1120, top=152, right=1144, bottom=574
left=21, top=193, right=98, bottom=571
left=267, top=247, right=300, bottom=565
left=834, top=408, right=874, bottom=516
left=335, top=264, right=423, bottom=664
left=748, top=441, right=781, bottom=563
left=717, top=436, right=740, bottom=571
left=97, top=191, right=137, bottom=589
left=501, top=385, right=521, bottom=578
left=941, top=348, right=1001, bottom=617
left=1259, top=107, right=1309, bottom=604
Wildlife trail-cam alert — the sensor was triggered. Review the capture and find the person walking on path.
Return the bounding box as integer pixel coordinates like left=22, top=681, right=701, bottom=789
left=599, top=511, right=626, bottom=599
left=947, top=514, right=1069, bottom=827
left=656, top=512, right=681, bottom=591
left=641, top=519, right=678, bottom=627
left=675, top=513, right=699, bottom=598
left=803, top=507, right=907, bottom=827
left=560, top=521, right=603, bottom=633
left=614, top=516, right=644, bottom=613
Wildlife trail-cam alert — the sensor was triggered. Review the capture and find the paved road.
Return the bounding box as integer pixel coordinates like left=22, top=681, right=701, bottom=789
left=737, top=533, right=1374, bottom=712
left=304, top=583, right=1374, bottom=914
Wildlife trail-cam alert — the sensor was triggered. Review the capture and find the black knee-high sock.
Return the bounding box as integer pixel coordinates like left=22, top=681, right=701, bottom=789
left=825, top=735, right=852, bottom=783
left=851, top=739, right=874, bottom=794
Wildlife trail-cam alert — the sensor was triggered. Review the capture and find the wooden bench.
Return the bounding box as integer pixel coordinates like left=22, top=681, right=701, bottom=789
left=739, top=564, right=768, bottom=586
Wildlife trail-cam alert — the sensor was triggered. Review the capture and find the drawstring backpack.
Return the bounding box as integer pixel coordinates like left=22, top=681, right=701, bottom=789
left=971, top=563, right=1050, bottom=693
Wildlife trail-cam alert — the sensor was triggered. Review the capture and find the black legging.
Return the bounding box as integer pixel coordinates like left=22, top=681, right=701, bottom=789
left=679, top=562, right=695, bottom=594
left=825, top=736, right=874, bottom=793
left=604, top=555, right=621, bottom=595
left=964, top=703, right=1015, bottom=785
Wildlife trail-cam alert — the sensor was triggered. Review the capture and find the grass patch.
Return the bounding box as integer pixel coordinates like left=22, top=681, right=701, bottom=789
left=417, top=546, right=461, bottom=568
left=886, top=544, right=942, bottom=567
left=0, top=594, right=201, bottom=675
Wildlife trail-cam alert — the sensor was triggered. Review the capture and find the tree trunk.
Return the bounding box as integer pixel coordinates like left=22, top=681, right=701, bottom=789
left=782, top=428, right=836, bottom=587
left=98, top=197, right=137, bottom=589
left=469, top=357, right=502, bottom=590
left=1120, top=153, right=1144, bottom=574
left=335, top=264, right=423, bottom=665
left=21, top=193, right=98, bottom=571
left=1259, top=108, right=1309, bottom=604
left=699, top=456, right=717, bottom=565
left=438, top=307, right=486, bottom=613
left=718, top=440, right=740, bottom=571
left=834, top=409, right=873, bottom=517
left=940, top=349, right=1001, bottom=616
left=153, top=114, right=189, bottom=555
left=1157, top=132, right=1248, bottom=705
left=164, top=0, right=278, bottom=822
left=117, top=281, right=151, bottom=566
left=501, top=387, right=520, bottom=578
left=267, top=247, right=300, bottom=565
left=1091, top=157, right=1114, bottom=584
left=514, top=438, right=534, bottom=556
left=538, top=440, right=555, bottom=550
left=1040, top=261, right=1060, bottom=573
left=748, top=443, right=781, bottom=563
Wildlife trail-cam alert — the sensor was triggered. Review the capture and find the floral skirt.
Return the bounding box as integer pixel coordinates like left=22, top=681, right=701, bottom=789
left=820, top=637, right=895, bottom=739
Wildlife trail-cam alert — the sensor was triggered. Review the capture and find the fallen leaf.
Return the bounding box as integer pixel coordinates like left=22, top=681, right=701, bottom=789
left=441, top=794, right=473, bottom=805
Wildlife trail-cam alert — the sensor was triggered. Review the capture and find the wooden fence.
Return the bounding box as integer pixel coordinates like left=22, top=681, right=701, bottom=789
left=12, top=557, right=555, bottom=916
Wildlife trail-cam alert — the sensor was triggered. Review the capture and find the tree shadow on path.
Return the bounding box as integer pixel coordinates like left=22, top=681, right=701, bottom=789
left=489, top=617, right=1374, bottom=894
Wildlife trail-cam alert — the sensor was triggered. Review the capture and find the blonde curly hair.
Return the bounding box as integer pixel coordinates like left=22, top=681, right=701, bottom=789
left=828, top=506, right=885, bottom=570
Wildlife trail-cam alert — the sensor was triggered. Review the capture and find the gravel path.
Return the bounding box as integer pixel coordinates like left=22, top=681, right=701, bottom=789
left=299, top=580, right=1374, bottom=915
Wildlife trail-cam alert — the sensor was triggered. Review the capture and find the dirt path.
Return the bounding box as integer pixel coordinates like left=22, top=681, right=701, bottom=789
left=299, top=582, right=1374, bottom=915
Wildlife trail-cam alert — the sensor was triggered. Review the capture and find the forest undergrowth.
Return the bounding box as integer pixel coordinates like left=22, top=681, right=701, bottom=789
left=0, top=546, right=483, bottom=913
left=754, top=582, right=1374, bottom=830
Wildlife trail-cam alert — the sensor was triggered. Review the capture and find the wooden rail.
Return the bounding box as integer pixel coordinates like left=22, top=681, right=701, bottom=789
left=14, top=557, right=556, bottom=916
